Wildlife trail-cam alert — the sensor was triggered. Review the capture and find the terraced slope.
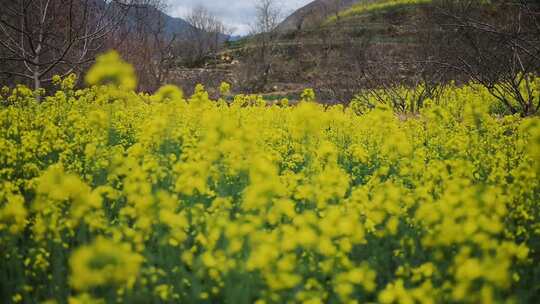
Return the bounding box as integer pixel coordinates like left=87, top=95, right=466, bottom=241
left=277, top=0, right=363, bottom=31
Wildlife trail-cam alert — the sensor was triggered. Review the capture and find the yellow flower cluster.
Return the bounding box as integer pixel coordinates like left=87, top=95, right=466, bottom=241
left=0, top=52, right=539, bottom=303
left=84, top=51, right=137, bottom=90
left=69, top=237, right=142, bottom=291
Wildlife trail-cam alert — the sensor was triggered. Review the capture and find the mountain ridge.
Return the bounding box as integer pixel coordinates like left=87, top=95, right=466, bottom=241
left=107, top=1, right=229, bottom=40
left=277, top=0, right=364, bottom=32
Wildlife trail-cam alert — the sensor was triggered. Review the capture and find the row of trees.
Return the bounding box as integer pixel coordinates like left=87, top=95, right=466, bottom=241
left=0, top=0, right=233, bottom=92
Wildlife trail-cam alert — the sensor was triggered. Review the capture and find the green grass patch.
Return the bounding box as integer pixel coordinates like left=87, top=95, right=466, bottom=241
left=327, top=0, right=433, bottom=23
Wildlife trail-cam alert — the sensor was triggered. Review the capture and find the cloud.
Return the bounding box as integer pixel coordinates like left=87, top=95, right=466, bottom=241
left=168, top=0, right=312, bottom=35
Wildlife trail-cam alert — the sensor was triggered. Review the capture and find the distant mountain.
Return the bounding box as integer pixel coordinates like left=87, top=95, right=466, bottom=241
left=228, top=35, right=244, bottom=42
left=277, top=0, right=363, bottom=32
left=156, top=9, right=194, bottom=37
left=109, top=2, right=229, bottom=41
left=118, top=4, right=192, bottom=37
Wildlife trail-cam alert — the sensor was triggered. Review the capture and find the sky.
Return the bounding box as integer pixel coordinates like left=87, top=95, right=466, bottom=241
left=168, top=0, right=312, bottom=35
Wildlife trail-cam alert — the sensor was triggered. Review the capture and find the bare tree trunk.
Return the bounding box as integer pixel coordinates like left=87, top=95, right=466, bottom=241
left=33, top=71, right=41, bottom=92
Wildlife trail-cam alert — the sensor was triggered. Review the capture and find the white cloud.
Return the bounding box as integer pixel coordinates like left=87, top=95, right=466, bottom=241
left=167, top=0, right=312, bottom=35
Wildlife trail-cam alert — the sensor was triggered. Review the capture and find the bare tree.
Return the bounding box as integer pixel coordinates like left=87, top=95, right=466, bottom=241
left=252, top=0, right=281, bottom=44
left=183, top=5, right=228, bottom=67
left=113, top=0, right=180, bottom=91
left=238, top=0, right=282, bottom=92
left=429, top=0, right=540, bottom=116
left=0, top=0, right=144, bottom=91
left=146, top=12, right=179, bottom=90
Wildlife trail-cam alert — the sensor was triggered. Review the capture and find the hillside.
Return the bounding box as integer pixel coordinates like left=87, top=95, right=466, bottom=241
left=277, top=0, right=363, bottom=31
left=277, top=0, right=430, bottom=32
left=222, top=0, right=435, bottom=101
left=166, top=1, right=537, bottom=105
left=328, top=0, right=433, bottom=22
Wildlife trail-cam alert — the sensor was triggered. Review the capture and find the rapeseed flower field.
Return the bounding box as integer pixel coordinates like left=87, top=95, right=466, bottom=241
left=1, top=52, right=539, bottom=303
